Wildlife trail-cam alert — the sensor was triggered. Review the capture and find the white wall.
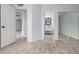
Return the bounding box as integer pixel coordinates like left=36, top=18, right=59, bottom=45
left=58, top=17, right=61, bottom=33
left=60, top=12, right=79, bottom=39
left=32, top=4, right=41, bottom=41
left=0, top=4, right=1, bottom=47
left=22, top=9, right=27, bottom=37
left=26, top=5, right=32, bottom=42
left=58, top=12, right=67, bottom=33
left=54, top=12, right=58, bottom=40
left=78, top=17, right=79, bottom=39
left=42, top=4, right=79, bottom=12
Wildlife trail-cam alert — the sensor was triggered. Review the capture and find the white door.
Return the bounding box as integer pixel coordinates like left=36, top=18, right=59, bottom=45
left=1, top=5, right=16, bottom=48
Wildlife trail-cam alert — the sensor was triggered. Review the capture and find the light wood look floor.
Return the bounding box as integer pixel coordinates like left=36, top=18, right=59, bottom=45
left=0, top=34, right=79, bottom=54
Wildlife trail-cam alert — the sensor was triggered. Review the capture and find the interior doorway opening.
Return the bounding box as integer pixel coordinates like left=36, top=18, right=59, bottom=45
left=44, top=12, right=55, bottom=40
left=16, top=9, right=27, bottom=40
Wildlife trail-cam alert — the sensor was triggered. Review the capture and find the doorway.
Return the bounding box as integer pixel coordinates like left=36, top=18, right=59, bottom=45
left=16, top=9, right=22, bottom=39
left=44, top=12, right=55, bottom=40
left=16, top=9, right=27, bottom=40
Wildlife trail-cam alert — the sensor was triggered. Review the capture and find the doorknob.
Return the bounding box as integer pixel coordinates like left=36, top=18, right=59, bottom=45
left=1, top=26, right=5, bottom=28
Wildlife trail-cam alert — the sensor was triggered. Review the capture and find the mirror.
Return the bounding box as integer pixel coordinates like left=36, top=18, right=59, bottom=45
left=45, top=17, right=51, bottom=26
